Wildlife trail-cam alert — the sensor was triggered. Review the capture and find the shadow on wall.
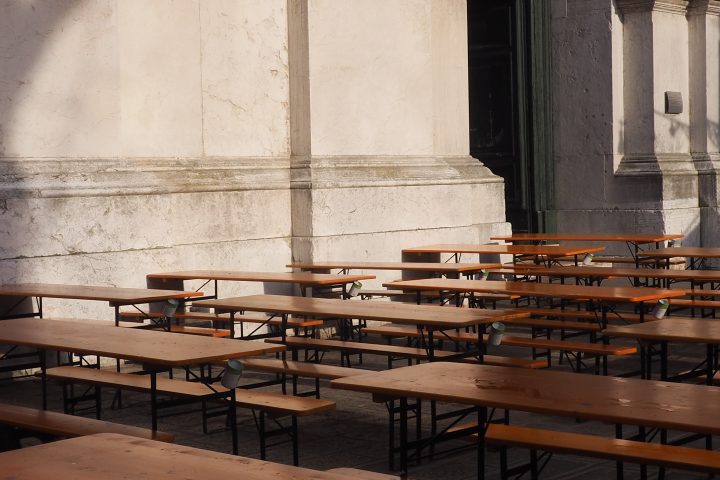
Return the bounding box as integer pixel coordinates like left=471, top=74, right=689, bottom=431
left=654, top=109, right=720, bottom=148
left=0, top=1, right=81, bottom=285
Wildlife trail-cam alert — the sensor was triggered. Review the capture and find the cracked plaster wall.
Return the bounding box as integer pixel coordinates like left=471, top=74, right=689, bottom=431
left=0, top=0, right=508, bottom=320
left=0, top=0, right=293, bottom=320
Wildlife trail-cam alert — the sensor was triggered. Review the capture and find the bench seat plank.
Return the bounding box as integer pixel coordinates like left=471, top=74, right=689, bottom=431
left=44, top=366, right=335, bottom=417
left=0, top=402, right=174, bottom=442
left=362, top=325, right=636, bottom=356
left=120, top=311, right=323, bottom=328
left=515, top=307, right=643, bottom=323
left=267, top=337, right=548, bottom=369
left=670, top=299, right=720, bottom=309
left=240, top=358, right=371, bottom=380
left=486, top=424, right=720, bottom=474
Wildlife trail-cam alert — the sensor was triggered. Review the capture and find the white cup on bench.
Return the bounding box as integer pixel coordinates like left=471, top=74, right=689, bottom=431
left=652, top=299, right=670, bottom=319
left=221, top=359, right=244, bottom=389
left=348, top=281, right=362, bottom=297
left=163, top=299, right=179, bottom=318
left=488, top=322, right=506, bottom=346
left=582, top=253, right=594, bottom=266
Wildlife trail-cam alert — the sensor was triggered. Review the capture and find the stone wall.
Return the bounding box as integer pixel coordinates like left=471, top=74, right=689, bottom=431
left=551, top=0, right=712, bottom=251
left=0, top=0, right=508, bottom=318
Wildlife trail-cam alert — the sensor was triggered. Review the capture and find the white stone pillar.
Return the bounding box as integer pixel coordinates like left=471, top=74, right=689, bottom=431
left=614, top=0, right=694, bottom=177
left=288, top=0, right=508, bottom=264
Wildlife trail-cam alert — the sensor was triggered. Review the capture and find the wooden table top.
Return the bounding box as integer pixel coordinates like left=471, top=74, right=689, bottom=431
left=0, top=318, right=283, bottom=366
left=0, top=283, right=202, bottom=305
left=331, top=362, right=720, bottom=435
left=146, top=270, right=374, bottom=285
left=640, top=247, right=720, bottom=259
left=287, top=262, right=501, bottom=273
left=498, top=265, right=720, bottom=282
left=490, top=233, right=683, bottom=243
left=0, top=433, right=363, bottom=479
left=193, top=294, right=528, bottom=328
left=401, top=244, right=605, bottom=256
left=604, top=318, right=720, bottom=343
left=385, top=278, right=687, bottom=303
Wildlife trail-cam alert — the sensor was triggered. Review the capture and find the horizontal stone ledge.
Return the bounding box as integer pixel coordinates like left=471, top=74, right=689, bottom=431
left=290, top=155, right=504, bottom=189
left=615, top=0, right=689, bottom=15
left=0, top=157, right=290, bottom=198
left=614, top=153, right=699, bottom=177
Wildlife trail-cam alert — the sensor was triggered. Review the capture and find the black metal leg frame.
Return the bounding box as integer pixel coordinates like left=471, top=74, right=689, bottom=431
left=384, top=394, right=492, bottom=479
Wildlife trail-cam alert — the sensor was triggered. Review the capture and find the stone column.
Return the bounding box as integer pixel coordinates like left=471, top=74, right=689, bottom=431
left=688, top=0, right=720, bottom=247
left=613, top=0, right=699, bottom=239
left=287, top=0, right=508, bottom=267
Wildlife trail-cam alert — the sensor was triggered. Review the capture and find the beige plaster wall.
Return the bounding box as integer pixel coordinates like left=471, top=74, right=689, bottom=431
left=0, top=0, right=292, bottom=320
left=0, top=0, right=508, bottom=319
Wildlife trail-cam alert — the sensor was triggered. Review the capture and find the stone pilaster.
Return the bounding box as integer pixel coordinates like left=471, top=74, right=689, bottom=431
left=287, top=0, right=509, bottom=269
left=614, top=0, right=694, bottom=178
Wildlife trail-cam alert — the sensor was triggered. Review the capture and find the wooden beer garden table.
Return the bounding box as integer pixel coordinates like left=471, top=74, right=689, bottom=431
left=384, top=278, right=686, bottom=327
left=193, top=294, right=529, bottom=361
left=286, top=261, right=501, bottom=278
left=401, top=244, right=604, bottom=266
left=0, top=283, right=203, bottom=321
left=497, top=265, right=720, bottom=289
left=640, top=247, right=720, bottom=270
left=146, top=270, right=375, bottom=299
left=0, top=433, right=380, bottom=480
left=331, top=362, right=720, bottom=477
left=0, top=317, right=283, bottom=453
left=604, top=318, right=720, bottom=385
left=490, top=233, right=682, bottom=259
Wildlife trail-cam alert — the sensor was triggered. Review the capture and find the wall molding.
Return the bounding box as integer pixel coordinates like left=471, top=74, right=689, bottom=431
left=615, top=0, right=689, bottom=14
left=615, top=153, right=698, bottom=176
left=290, top=155, right=505, bottom=189
left=0, top=155, right=507, bottom=197
left=687, top=0, right=720, bottom=15
left=692, top=152, right=720, bottom=171
left=0, top=157, right=290, bottom=198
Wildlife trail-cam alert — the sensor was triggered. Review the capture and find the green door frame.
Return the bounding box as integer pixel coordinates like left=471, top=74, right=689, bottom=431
left=528, top=0, right=555, bottom=232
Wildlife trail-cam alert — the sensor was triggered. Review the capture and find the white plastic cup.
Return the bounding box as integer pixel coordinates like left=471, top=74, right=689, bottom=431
left=220, top=359, right=244, bottom=389
left=652, top=299, right=670, bottom=319
left=479, top=269, right=490, bottom=281
left=582, top=253, right=594, bottom=266
left=348, top=281, right=362, bottom=297
left=488, top=321, right=506, bottom=346
left=162, top=299, right=179, bottom=318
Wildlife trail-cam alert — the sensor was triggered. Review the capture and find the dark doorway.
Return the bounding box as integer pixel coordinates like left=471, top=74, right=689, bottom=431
left=468, top=0, right=534, bottom=232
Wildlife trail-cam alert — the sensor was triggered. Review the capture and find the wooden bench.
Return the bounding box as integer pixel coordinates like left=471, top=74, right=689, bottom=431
left=44, top=366, right=334, bottom=465
left=553, top=255, right=685, bottom=266
left=358, top=289, right=410, bottom=299
left=486, top=423, right=720, bottom=476
left=514, top=307, right=644, bottom=323
left=266, top=337, right=548, bottom=370
left=119, top=311, right=323, bottom=337
left=670, top=298, right=720, bottom=311
left=362, top=325, right=635, bottom=374
left=358, top=289, right=516, bottom=304
left=240, top=357, right=373, bottom=398
left=0, top=402, right=174, bottom=443
left=240, top=358, right=371, bottom=380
